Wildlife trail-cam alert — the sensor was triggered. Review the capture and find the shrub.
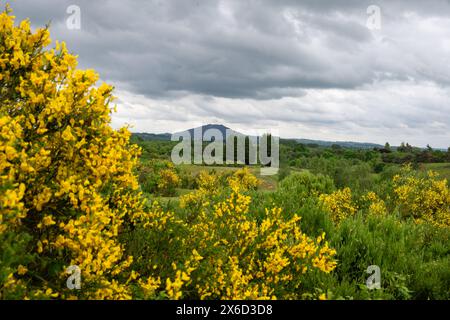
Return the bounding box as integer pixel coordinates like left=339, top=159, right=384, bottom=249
left=393, top=165, right=450, bottom=228
left=327, top=215, right=450, bottom=299
left=129, top=169, right=337, bottom=299
left=227, top=167, right=260, bottom=192
left=0, top=8, right=149, bottom=299
left=138, top=160, right=180, bottom=196
left=320, top=188, right=357, bottom=225
left=278, top=171, right=335, bottom=200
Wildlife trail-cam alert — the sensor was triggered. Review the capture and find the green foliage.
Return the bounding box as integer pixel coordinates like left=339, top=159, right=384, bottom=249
left=278, top=171, right=334, bottom=199
left=292, top=156, right=376, bottom=194
left=138, top=160, right=180, bottom=196
left=327, top=215, right=450, bottom=299
left=131, top=164, right=450, bottom=300
left=128, top=135, right=450, bottom=300
left=0, top=231, right=34, bottom=299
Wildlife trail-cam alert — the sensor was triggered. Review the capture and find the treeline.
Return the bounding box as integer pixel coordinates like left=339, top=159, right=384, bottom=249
left=131, top=134, right=450, bottom=168
left=377, top=142, right=450, bottom=164
left=281, top=139, right=450, bottom=165
left=132, top=135, right=277, bottom=166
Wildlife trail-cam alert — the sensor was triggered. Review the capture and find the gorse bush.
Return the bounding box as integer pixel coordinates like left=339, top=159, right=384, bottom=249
left=0, top=8, right=149, bottom=299
left=393, top=165, right=450, bottom=228
left=138, top=160, right=180, bottom=196
left=327, top=215, right=450, bottom=299
left=0, top=10, right=337, bottom=298
left=359, top=192, right=387, bottom=217
left=320, top=188, right=357, bottom=225
left=319, top=165, right=450, bottom=228
left=128, top=169, right=337, bottom=299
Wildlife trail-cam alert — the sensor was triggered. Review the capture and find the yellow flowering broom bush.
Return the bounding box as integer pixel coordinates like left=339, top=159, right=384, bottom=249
left=320, top=188, right=387, bottom=224
left=393, top=165, right=450, bottom=228
left=0, top=8, right=156, bottom=299
left=319, top=187, right=357, bottom=225
left=130, top=169, right=337, bottom=300
left=138, top=160, right=180, bottom=196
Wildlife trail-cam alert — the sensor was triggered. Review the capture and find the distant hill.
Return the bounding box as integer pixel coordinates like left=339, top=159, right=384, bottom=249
left=295, top=138, right=383, bottom=149
left=132, top=124, right=244, bottom=142
left=173, top=124, right=246, bottom=141
left=133, top=132, right=171, bottom=141
left=132, top=124, right=384, bottom=149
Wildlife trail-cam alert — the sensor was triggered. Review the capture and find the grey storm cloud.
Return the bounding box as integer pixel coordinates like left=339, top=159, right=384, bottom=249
left=6, top=0, right=450, bottom=147
left=9, top=0, right=450, bottom=98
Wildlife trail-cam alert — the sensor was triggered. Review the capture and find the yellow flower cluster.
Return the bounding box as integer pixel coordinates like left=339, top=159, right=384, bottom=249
left=0, top=8, right=148, bottom=299
left=180, top=168, right=259, bottom=210
left=138, top=276, right=161, bottom=299
left=157, top=168, right=181, bottom=195
left=176, top=169, right=337, bottom=299
left=1, top=116, right=28, bottom=233
left=165, top=250, right=203, bottom=299
left=227, top=167, right=260, bottom=192
left=179, top=170, right=219, bottom=210
left=320, top=187, right=357, bottom=224
left=393, top=166, right=450, bottom=228
left=361, top=192, right=387, bottom=216
left=197, top=170, right=220, bottom=190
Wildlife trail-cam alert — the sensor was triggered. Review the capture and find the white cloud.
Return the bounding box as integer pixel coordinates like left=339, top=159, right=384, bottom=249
left=113, top=80, right=450, bottom=148
left=9, top=0, right=450, bottom=148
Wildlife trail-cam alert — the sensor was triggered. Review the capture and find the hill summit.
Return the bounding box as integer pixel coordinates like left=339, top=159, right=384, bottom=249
left=133, top=124, right=383, bottom=149
left=173, top=124, right=246, bottom=141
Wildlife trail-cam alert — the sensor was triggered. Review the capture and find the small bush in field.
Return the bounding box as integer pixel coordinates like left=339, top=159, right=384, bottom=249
left=138, top=160, right=180, bottom=196
left=227, top=167, right=260, bottom=191
left=278, top=171, right=335, bottom=199
left=3, top=6, right=450, bottom=301
left=320, top=188, right=357, bottom=225
left=157, top=168, right=181, bottom=196
left=360, top=191, right=387, bottom=217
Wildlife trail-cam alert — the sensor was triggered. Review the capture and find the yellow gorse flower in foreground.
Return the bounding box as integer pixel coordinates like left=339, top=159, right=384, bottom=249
left=0, top=7, right=146, bottom=299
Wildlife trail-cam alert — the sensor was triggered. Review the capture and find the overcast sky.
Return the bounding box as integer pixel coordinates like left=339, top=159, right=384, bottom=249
left=8, top=0, right=450, bottom=148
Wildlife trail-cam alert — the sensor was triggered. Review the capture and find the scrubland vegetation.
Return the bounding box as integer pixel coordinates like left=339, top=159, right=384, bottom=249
left=1, top=8, right=449, bottom=300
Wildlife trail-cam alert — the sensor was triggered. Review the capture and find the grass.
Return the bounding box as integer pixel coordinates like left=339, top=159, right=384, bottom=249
left=421, top=163, right=450, bottom=181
